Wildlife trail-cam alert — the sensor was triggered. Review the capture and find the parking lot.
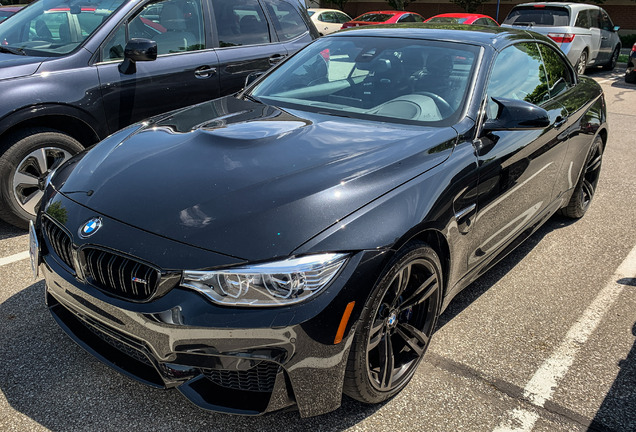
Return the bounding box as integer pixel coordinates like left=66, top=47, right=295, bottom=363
left=0, top=67, right=635, bottom=431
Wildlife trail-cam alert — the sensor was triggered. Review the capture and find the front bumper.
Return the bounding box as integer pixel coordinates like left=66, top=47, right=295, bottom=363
left=43, top=255, right=364, bottom=417
left=37, top=194, right=386, bottom=417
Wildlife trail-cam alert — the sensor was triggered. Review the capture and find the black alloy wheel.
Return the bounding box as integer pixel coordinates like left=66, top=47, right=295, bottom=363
left=576, top=50, right=588, bottom=75
left=559, top=136, right=604, bottom=219
left=344, top=242, right=442, bottom=403
left=603, top=47, right=620, bottom=71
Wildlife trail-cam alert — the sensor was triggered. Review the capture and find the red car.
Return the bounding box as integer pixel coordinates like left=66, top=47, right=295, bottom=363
left=0, top=5, right=23, bottom=23
left=425, top=13, right=499, bottom=26
left=341, top=10, right=425, bottom=29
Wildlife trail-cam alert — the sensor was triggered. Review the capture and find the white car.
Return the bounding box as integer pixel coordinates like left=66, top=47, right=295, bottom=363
left=501, top=2, right=621, bottom=74
left=308, top=8, right=351, bottom=35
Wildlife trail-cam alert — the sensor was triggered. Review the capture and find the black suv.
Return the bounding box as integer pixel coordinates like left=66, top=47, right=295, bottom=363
left=0, top=0, right=317, bottom=228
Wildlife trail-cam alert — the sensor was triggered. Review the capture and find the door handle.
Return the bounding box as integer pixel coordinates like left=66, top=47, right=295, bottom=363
left=554, top=116, right=566, bottom=128
left=194, top=66, right=216, bottom=79
left=269, top=54, right=286, bottom=66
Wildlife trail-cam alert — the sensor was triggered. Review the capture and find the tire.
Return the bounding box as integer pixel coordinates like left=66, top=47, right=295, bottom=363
left=343, top=241, right=442, bottom=403
left=626, top=68, right=636, bottom=84
left=558, top=136, right=604, bottom=219
left=0, top=128, right=83, bottom=229
left=575, top=50, right=588, bottom=75
left=603, top=47, right=620, bottom=71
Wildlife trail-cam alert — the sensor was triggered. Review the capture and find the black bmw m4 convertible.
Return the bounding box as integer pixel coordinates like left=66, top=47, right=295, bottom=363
left=31, top=25, right=607, bottom=417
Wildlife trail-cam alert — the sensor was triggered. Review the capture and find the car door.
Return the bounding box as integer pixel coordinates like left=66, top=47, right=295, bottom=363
left=96, top=0, right=220, bottom=132
left=598, top=9, right=615, bottom=61
left=211, top=0, right=288, bottom=96
left=587, top=8, right=604, bottom=65
left=469, top=42, right=569, bottom=267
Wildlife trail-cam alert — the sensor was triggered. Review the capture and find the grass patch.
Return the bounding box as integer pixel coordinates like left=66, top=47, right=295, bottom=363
left=618, top=54, right=629, bottom=63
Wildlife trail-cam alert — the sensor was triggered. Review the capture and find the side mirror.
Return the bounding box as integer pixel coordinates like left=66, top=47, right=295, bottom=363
left=244, top=71, right=264, bottom=88
left=482, top=97, right=550, bottom=132
left=119, top=38, right=158, bottom=74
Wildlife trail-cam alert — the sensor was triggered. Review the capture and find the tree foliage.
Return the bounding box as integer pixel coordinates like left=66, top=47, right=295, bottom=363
left=450, top=0, right=486, bottom=13
left=327, top=0, right=350, bottom=12
left=387, top=0, right=415, bottom=11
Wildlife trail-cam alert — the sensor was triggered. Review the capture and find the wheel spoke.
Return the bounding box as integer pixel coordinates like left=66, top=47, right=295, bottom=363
left=582, top=179, right=594, bottom=202
left=586, top=153, right=602, bottom=173
left=391, top=265, right=411, bottom=307
left=399, top=274, right=438, bottom=311
left=33, top=148, right=49, bottom=177
left=395, top=322, right=429, bottom=356
left=13, top=171, right=39, bottom=188
left=368, top=319, right=386, bottom=350
left=21, top=189, right=44, bottom=215
left=378, top=333, right=395, bottom=389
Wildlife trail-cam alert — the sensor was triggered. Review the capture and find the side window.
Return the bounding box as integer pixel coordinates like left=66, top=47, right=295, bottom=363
left=589, top=9, right=600, bottom=29
left=398, top=14, right=416, bottom=23
left=599, top=10, right=612, bottom=31
left=100, top=0, right=205, bottom=60
left=486, top=43, right=549, bottom=118
left=413, top=14, right=424, bottom=22
left=335, top=12, right=350, bottom=24
left=263, top=0, right=308, bottom=42
left=213, top=0, right=271, bottom=47
left=320, top=12, right=335, bottom=23
left=538, top=44, right=573, bottom=97
left=485, top=18, right=498, bottom=26
left=575, top=9, right=590, bottom=28
left=474, top=18, right=487, bottom=25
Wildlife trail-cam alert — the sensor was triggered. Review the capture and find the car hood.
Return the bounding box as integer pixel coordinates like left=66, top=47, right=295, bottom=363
left=59, top=96, right=457, bottom=262
left=0, top=53, right=45, bottom=80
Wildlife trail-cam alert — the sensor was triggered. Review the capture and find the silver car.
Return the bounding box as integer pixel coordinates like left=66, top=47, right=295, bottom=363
left=501, top=2, right=621, bottom=74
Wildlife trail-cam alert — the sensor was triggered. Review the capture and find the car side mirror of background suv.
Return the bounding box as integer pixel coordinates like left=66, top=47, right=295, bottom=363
left=119, top=38, right=158, bottom=74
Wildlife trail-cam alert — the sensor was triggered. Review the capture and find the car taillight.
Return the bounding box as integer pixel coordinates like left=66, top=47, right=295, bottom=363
left=632, top=43, right=636, bottom=53
left=548, top=33, right=575, bottom=44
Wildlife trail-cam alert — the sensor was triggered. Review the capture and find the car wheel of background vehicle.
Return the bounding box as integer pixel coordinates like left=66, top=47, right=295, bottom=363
left=576, top=50, right=588, bottom=75
left=603, top=47, right=620, bottom=71
left=558, top=136, right=604, bottom=219
left=343, top=241, right=442, bottom=403
left=0, top=128, right=82, bottom=229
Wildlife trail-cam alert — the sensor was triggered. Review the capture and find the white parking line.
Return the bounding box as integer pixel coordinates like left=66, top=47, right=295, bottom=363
left=0, top=251, right=30, bottom=267
left=493, top=244, right=636, bottom=432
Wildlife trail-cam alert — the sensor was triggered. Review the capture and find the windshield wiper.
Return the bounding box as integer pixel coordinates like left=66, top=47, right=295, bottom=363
left=0, top=46, right=27, bottom=56
left=243, top=94, right=262, bottom=104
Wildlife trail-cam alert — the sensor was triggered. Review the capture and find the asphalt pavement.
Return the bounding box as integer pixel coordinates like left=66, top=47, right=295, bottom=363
left=0, top=67, right=635, bottom=431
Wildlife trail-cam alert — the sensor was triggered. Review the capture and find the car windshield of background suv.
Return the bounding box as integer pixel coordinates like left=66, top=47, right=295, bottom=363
left=0, top=0, right=127, bottom=56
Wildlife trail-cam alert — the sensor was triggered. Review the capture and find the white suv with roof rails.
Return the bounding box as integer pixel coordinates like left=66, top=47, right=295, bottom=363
left=501, top=2, right=621, bottom=74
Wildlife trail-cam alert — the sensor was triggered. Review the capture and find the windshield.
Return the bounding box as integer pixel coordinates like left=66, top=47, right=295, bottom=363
left=503, top=6, right=570, bottom=27
left=249, top=36, right=479, bottom=125
left=0, top=0, right=127, bottom=56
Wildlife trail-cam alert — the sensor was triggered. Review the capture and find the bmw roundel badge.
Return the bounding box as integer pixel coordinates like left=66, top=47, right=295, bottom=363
left=79, top=217, right=102, bottom=238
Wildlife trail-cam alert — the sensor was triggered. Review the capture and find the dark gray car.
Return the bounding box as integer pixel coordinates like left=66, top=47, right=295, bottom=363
left=502, top=2, right=621, bottom=75
left=0, top=0, right=318, bottom=229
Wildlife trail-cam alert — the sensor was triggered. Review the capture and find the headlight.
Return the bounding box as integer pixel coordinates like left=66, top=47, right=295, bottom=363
left=181, top=253, right=348, bottom=307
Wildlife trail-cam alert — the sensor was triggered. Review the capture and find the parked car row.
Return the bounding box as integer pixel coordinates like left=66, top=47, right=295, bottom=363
left=309, top=2, right=624, bottom=80
left=310, top=9, right=500, bottom=35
